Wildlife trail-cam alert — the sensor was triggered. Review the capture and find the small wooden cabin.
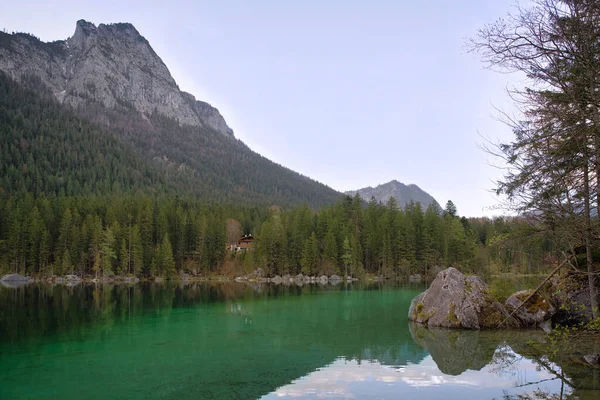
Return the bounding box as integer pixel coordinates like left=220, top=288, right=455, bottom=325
left=233, top=234, right=254, bottom=251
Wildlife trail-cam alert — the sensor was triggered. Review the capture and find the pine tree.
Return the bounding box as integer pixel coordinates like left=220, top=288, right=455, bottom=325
left=131, top=224, right=143, bottom=276
left=159, top=233, right=176, bottom=277
left=100, top=227, right=116, bottom=276
left=118, top=238, right=128, bottom=276
left=300, top=232, right=320, bottom=275
left=341, top=237, right=353, bottom=279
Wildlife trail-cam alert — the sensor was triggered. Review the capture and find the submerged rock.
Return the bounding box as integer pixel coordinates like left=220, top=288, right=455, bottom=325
left=505, top=290, right=555, bottom=328
left=408, top=267, right=519, bottom=329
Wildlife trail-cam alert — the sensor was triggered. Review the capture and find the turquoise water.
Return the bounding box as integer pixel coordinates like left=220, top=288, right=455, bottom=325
left=0, top=282, right=597, bottom=399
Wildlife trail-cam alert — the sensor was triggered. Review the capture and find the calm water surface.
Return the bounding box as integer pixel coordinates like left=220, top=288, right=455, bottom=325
left=0, top=282, right=598, bottom=399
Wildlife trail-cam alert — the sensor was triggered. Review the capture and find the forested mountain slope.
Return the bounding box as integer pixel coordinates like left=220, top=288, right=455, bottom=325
left=0, top=72, right=341, bottom=207
left=0, top=21, right=342, bottom=208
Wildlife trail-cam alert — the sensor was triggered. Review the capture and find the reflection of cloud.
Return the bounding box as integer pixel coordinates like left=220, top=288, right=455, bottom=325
left=261, top=351, right=568, bottom=400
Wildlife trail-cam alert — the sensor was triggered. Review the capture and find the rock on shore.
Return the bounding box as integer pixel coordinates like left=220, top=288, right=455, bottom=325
left=408, top=268, right=519, bottom=329
left=505, top=290, right=555, bottom=328
left=1, top=273, right=29, bottom=282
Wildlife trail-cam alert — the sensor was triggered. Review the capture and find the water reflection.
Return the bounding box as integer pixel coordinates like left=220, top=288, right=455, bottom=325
left=262, top=323, right=600, bottom=400
left=262, top=354, right=567, bottom=400
left=0, top=282, right=598, bottom=400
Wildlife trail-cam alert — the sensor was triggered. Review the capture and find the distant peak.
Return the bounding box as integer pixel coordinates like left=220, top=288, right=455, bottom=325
left=346, top=180, right=440, bottom=210
left=74, top=19, right=97, bottom=35
left=99, top=22, right=141, bottom=37
left=73, top=20, right=141, bottom=39
left=377, top=180, right=404, bottom=188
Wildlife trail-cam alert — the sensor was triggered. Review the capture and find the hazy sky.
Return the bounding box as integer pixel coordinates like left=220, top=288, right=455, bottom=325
left=2, top=0, right=524, bottom=216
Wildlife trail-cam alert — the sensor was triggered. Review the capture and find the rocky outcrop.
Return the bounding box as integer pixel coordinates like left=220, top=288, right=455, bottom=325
left=0, top=20, right=234, bottom=137
left=549, top=272, right=599, bottom=326
left=505, top=290, right=555, bottom=328
left=408, top=268, right=519, bottom=329
left=1, top=273, right=29, bottom=281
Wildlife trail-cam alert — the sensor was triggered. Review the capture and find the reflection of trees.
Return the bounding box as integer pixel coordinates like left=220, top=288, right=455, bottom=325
left=489, top=344, right=522, bottom=377
left=0, top=282, right=426, bottom=398
left=409, top=323, right=600, bottom=399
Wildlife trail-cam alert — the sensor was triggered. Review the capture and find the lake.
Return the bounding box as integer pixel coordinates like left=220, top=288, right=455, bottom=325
left=0, top=282, right=598, bottom=399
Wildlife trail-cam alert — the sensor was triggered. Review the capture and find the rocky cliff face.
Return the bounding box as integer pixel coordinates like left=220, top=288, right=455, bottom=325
left=0, top=20, right=234, bottom=137
left=346, top=180, right=441, bottom=210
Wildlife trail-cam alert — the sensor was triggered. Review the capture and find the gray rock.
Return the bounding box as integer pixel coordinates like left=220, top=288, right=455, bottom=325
left=329, top=275, right=341, bottom=281
left=282, top=274, right=292, bottom=282
left=549, top=273, right=599, bottom=326
left=505, top=290, right=555, bottom=328
left=271, top=275, right=283, bottom=284
left=408, top=274, right=422, bottom=283
left=0, top=20, right=234, bottom=137
left=540, top=320, right=552, bottom=334
left=583, top=353, right=600, bottom=365
left=154, top=277, right=164, bottom=283
left=319, top=275, right=328, bottom=283
left=1, top=273, right=29, bottom=282
left=408, top=292, right=426, bottom=323
left=252, top=268, right=264, bottom=278
left=408, top=267, right=519, bottom=329
left=65, top=274, right=82, bottom=281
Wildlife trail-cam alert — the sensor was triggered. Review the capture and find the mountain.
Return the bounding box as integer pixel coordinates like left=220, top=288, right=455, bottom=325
left=346, top=180, right=441, bottom=210
left=0, top=20, right=233, bottom=136
left=0, top=21, right=343, bottom=208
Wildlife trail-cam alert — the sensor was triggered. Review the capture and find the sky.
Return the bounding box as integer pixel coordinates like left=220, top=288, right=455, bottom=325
left=2, top=0, right=526, bottom=217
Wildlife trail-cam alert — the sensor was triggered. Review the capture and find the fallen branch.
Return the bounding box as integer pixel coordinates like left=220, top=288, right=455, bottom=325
left=498, top=256, right=572, bottom=328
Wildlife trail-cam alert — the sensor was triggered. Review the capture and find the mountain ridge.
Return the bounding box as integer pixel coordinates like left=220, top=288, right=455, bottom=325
left=0, top=19, right=234, bottom=137
left=0, top=20, right=344, bottom=208
left=346, top=180, right=441, bottom=210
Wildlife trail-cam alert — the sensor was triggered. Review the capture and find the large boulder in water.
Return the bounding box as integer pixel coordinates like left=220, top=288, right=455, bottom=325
left=505, top=290, right=555, bottom=328
left=408, top=267, right=519, bottom=329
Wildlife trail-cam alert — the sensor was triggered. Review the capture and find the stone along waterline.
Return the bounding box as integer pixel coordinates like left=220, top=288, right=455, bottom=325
left=0, top=282, right=596, bottom=399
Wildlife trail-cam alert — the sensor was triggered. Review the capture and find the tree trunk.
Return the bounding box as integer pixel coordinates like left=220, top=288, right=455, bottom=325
left=583, top=163, right=598, bottom=319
